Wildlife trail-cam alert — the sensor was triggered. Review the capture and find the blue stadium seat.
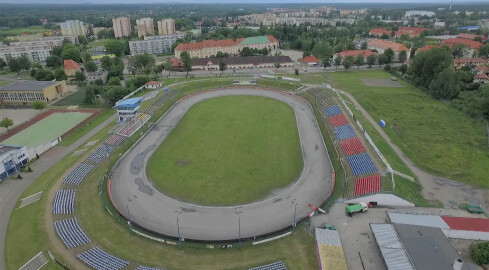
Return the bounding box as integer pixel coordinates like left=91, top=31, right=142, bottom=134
left=62, top=164, right=94, bottom=186
left=334, top=125, right=356, bottom=141
left=324, top=105, right=342, bottom=117
left=347, top=153, right=378, bottom=176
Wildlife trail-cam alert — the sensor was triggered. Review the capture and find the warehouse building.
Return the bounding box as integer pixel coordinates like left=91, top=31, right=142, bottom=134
left=0, top=80, right=67, bottom=103
left=0, top=144, right=29, bottom=181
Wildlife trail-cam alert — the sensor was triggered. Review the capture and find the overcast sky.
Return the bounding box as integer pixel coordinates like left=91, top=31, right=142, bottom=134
left=0, top=0, right=488, bottom=3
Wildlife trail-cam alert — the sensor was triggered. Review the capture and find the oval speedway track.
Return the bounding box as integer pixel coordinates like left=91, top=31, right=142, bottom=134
left=110, top=88, right=333, bottom=241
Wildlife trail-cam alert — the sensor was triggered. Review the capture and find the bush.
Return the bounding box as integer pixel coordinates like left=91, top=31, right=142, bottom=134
left=471, top=241, right=489, bottom=265
left=384, top=64, right=392, bottom=71
left=17, top=174, right=22, bottom=179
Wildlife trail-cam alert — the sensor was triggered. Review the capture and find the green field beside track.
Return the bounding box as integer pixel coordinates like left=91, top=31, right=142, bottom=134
left=147, top=95, right=303, bottom=205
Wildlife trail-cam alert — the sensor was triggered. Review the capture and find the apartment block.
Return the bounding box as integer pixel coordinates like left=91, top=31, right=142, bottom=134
left=136, top=18, right=155, bottom=37
left=112, top=17, right=132, bottom=38
left=59, top=20, right=86, bottom=36
left=0, top=36, right=79, bottom=63
left=157, top=19, right=176, bottom=36
left=129, top=34, right=183, bottom=55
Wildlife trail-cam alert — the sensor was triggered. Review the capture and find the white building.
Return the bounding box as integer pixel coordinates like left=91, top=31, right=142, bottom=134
left=113, top=97, right=142, bottom=123
left=129, top=34, right=183, bottom=55
left=59, top=20, right=86, bottom=36
left=0, top=36, right=78, bottom=63
left=404, top=10, right=435, bottom=17
left=0, top=145, right=29, bottom=181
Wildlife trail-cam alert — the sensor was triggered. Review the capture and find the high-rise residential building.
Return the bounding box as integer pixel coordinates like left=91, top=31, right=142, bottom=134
left=112, top=17, right=132, bottom=38
left=157, top=19, right=176, bottom=36
left=59, top=20, right=86, bottom=36
left=136, top=18, right=155, bottom=37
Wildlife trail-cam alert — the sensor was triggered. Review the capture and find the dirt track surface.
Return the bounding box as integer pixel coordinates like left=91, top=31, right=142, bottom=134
left=110, top=88, right=334, bottom=241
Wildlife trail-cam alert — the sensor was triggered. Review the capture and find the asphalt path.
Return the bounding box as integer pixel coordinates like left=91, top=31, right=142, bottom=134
left=110, top=88, right=333, bottom=241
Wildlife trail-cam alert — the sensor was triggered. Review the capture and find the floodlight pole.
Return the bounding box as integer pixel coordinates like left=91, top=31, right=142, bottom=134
left=127, top=198, right=133, bottom=233
left=235, top=206, right=243, bottom=249
left=175, top=207, right=183, bottom=248
left=293, top=201, right=297, bottom=233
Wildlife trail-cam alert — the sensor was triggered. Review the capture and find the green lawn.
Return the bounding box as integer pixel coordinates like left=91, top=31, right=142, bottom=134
left=2, top=112, right=92, bottom=148
left=0, top=26, right=47, bottom=36
left=147, top=95, right=303, bottom=205
left=325, top=70, right=489, bottom=187
left=52, top=88, right=87, bottom=106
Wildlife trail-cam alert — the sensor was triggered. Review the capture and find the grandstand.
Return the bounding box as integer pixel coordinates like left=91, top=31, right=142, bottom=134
left=136, top=266, right=163, bottom=270
left=105, top=134, right=125, bottom=146
left=347, top=153, right=378, bottom=176
left=53, top=218, right=91, bottom=248
left=86, top=145, right=115, bottom=163
left=334, top=125, right=356, bottom=141
left=53, top=189, right=76, bottom=215
left=340, top=137, right=366, bottom=156
left=249, top=261, right=287, bottom=270
left=62, top=164, right=94, bottom=186
left=324, top=105, right=342, bottom=117
left=116, top=113, right=151, bottom=137
left=77, top=247, right=129, bottom=270
left=354, top=174, right=381, bottom=196
left=328, top=114, right=349, bottom=127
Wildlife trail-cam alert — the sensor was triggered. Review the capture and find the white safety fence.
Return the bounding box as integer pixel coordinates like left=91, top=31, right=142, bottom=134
left=27, top=137, right=61, bottom=160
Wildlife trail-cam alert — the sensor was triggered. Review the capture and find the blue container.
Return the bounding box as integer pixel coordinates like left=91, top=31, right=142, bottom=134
left=379, top=120, right=386, bottom=128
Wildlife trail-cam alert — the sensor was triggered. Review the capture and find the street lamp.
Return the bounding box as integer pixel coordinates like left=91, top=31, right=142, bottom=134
left=175, top=207, right=183, bottom=248
left=235, top=206, right=243, bottom=249
left=288, top=196, right=298, bottom=233
left=126, top=197, right=133, bottom=233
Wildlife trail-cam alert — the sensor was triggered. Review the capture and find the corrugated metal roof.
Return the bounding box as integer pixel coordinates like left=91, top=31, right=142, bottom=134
left=387, top=213, right=450, bottom=229
left=0, top=80, right=59, bottom=92
left=315, top=228, right=342, bottom=247
left=370, top=223, right=414, bottom=270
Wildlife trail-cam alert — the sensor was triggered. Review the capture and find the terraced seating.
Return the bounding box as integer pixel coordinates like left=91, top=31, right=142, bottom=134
left=249, top=261, right=287, bottom=270
left=53, top=189, right=76, bottom=215
left=136, top=266, right=163, bottom=270
left=77, top=247, right=128, bottom=270
left=87, top=145, right=115, bottom=163
left=62, top=164, right=94, bottom=186
left=328, top=114, right=349, bottom=127
left=340, top=137, right=367, bottom=156
left=354, top=174, right=381, bottom=196
left=105, top=134, right=125, bottom=146
left=334, top=125, right=356, bottom=141
left=347, top=153, right=378, bottom=176
left=324, top=105, right=342, bottom=117
left=54, top=218, right=91, bottom=248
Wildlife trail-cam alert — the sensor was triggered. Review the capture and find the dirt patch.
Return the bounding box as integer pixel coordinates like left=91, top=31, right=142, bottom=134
left=361, top=78, right=403, bottom=88
left=175, top=159, right=191, bottom=166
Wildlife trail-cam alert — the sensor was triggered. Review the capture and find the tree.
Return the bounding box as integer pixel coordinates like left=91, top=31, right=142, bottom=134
left=473, top=36, right=483, bottom=43
left=311, top=41, right=333, bottom=61
left=35, top=69, right=54, bottom=81
left=303, top=51, right=311, bottom=58
left=104, top=40, right=126, bottom=57
left=400, top=64, right=408, bottom=75
left=334, top=55, right=342, bottom=69
left=478, top=44, right=489, bottom=58
left=8, top=58, right=22, bottom=74
left=0, top=117, right=13, bottom=133
left=131, top=54, right=155, bottom=75
left=429, top=68, right=460, bottom=100
left=54, top=68, right=67, bottom=81
left=164, top=61, right=173, bottom=77
left=383, top=48, right=395, bottom=63
left=108, top=77, right=121, bottom=85
left=46, top=55, right=62, bottom=69
left=74, top=71, right=86, bottom=84
left=322, top=57, right=330, bottom=69
left=366, top=54, right=378, bottom=68
left=470, top=241, right=489, bottom=266
left=408, top=47, right=453, bottom=88
left=31, top=100, right=46, bottom=110
left=295, top=68, right=299, bottom=75
left=84, top=61, right=98, bottom=72
left=100, top=56, right=112, bottom=71
left=452, top=44, right=466, bottom=59
left=342, top=56, right=354, bottom=71
left=0, top=58, right=6, bottom=70
left=81, top=52, right=92, bottom=62
left=219, top=61, right=226, bottom=75
left=378, top=54, right=388, bottom=66
left=51, top=46, right=63, bottom=57
left=181, top=51, right=192, bottom=75
left=361, top=42, right=368, bottom=50
left=274, top=62, right=280, bottom=69
left=61, top=44, right=81, bottom=62
left=399, top=50, right=408, bottom=63
left=355, top=54, right=365, bottom=68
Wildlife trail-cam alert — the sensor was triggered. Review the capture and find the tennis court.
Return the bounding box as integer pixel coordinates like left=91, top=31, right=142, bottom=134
left=1, top=112, right=92, bottom=148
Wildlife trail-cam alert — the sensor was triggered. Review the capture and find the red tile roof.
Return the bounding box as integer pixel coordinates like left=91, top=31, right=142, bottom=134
left=267, top=35, right=279, bottom=43
left=453, top=58, right=488, bottom=64
left=64, top=59, right=80, bottom=70
left=168, top=57, right=183, bottom=67
left=337, top=50, right=377, bottom=58
left=416, top=45, right=440, bottom=52
left=145, top=81, right=161, bottom=85
left=474, top=73, right=489, bottom=80
left=457, top=33, right=487, bottom=41
left=368, top=39, right=409, bottom=52
left=441, top=216, right=489, bottom=232
left=301, top=56, right=319, bottom=63
left=369, top=28, right=393, bottom=36
left=475, top=65, right=489, bottom=72
left=442, top=38, right=483, bottom=50
left=175, top=39, right=237, bottom=51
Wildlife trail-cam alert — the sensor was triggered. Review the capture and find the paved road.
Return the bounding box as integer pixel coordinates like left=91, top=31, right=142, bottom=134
left=337, top=89, right=489, bottom=209
left=0, top=114, right=117, bottom=270
left=110, top=88, right=334, bottom=241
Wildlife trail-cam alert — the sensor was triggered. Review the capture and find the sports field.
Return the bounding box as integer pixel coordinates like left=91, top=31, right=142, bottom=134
left=146, top=95, right=303, bottom=205
left=2, top=112, right=92, bottom=148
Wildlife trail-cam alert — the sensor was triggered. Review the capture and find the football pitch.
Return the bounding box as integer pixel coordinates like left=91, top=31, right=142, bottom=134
left=2, top=112, right=92, bottom=148
left=146, top=95, right=304, bottom=205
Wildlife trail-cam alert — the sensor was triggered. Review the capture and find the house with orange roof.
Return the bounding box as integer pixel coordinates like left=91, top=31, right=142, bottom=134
left=144, top=81, right=162, bottom=89
left=453, top=58, right=488, bottom=69
left=457, top=33, right=487, bottom=42
left=415, top=45, right=441, bottom=55
left=474, top=65, right=489, bottom=74
left=441, top=38, right=483, bottom=58
left=174, top=35, right=279, bottom=59
left=367, top=39, right=410, bottom=62
left=395, top=27, right=430, bottom=38
left=369, top=28, right=393, bottom=38
left=63, top=59, right=81, bottom=76
left=301, top=56, right=319, bottom=67
left=333, top=50, right=378, bottom=61
left=474, top=73, right=489, bottom=84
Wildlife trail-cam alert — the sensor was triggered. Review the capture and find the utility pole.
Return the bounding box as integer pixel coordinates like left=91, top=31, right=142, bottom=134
left=175, top=207, right=183, bottom=248
left=235, top=206, right=243, bottom=249
left=288, top=196, right=298, bottom=233
left=127, top=198, right=133, bottom=233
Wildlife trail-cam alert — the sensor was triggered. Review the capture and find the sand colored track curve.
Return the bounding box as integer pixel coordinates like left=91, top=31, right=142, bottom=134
left=110, top=88, right=333, bottom=241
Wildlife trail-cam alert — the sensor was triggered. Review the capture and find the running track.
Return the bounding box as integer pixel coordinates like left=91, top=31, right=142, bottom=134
left=110, top=88, right=333, bottom=241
